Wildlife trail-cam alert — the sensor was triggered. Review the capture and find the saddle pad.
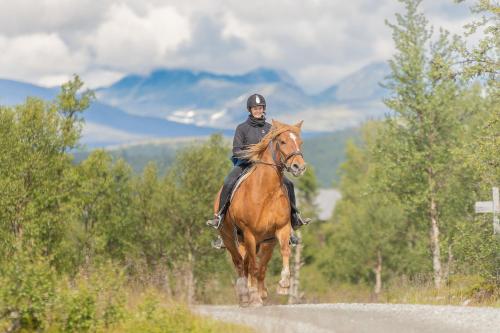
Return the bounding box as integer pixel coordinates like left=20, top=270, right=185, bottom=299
left=229, top=166, right=256, bottom=203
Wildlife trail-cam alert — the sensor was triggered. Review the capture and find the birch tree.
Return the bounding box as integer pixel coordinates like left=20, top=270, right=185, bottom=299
left=382, top=0, right=467, bottom=288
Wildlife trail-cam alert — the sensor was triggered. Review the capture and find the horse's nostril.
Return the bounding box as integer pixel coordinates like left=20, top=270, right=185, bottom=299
left=292, top=163, right=300, bottom=171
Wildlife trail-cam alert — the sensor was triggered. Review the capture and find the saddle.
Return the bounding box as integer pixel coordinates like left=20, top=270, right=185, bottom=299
left=229, top=165, right=256, bottom=203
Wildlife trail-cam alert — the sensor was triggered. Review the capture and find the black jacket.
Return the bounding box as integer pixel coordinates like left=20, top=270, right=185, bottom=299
left=231, top=115, right=272, bottom=165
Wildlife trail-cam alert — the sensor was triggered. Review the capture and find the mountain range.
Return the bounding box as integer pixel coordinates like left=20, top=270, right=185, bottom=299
left=0, top=61, right=390, bottom=147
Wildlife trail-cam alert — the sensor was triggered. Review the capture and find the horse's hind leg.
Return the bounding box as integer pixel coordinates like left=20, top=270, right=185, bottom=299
left=275, top=224, right=292, bottom=295
left=257, top=241, right=275, bottom=301
left=219, top=222, right=248, bottom=306
left=243, top=231, right=263, bottom=307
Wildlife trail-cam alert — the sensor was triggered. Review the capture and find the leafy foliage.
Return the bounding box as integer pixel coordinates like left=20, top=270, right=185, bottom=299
left=317, top=0, right=499, bottom=298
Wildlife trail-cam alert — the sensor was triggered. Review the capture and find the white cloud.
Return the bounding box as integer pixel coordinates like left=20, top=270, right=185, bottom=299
left=295, top=63, right=370, bottom=94
left=0, top=0, right=110, bottom=36
left=288, top=104, right=367, bottom=131
left=81, top=122, right=152, bottom=145
left=0, top=33, right=86, bottom=85
left=0, top=0, right=478, bottom=91
left=88, top=3, right=190, bottom=71
left=80, top=70, right=127, bottom=89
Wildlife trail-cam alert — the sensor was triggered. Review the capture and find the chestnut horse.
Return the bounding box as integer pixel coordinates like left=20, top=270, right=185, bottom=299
left=213, top=120, right=307, bottom=307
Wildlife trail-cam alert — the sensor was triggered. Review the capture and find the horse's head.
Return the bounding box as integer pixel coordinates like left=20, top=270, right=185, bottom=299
left=272, top=119, right=307, bottom=177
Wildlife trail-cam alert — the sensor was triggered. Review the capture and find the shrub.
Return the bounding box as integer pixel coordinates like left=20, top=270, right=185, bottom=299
left=0, top=250, right=56, bottom=331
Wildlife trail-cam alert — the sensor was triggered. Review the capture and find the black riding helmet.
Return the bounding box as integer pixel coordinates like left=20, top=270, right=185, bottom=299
left=246, top=93, right=266, bottom=111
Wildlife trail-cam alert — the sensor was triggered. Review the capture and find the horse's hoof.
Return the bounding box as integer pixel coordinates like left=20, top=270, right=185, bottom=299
left=239, top=293, right=249, bottom=304
left=236, top=278, right=248, bottom=293
left=276, top=285, right=289, bottom=295
left=248, top=300, right=264, bottom=307
left=259, top=289, right=268, bottom=300
left=248, top=288, right=263, bottom=307
left=278, top=279, right=290, bottom=289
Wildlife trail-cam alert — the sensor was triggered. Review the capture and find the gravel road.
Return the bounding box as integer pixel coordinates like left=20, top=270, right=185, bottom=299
left=195, top=303, right=500, bottom=333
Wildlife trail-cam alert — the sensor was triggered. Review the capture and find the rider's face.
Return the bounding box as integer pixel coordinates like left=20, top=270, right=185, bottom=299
left=250, top=106, right=265, bottom=118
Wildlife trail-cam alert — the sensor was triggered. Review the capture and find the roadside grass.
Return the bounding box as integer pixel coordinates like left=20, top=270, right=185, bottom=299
left=383, top=274, right=500, bottom=307
left=298, top=273, right=500, bottom=307
left=104, top=295, right=254, bottom=333
left=201, top=256, right=499, bottom=308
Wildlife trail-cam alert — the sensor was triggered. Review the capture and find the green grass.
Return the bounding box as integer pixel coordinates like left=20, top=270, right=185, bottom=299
left=104, top=303, right=253, bottom=333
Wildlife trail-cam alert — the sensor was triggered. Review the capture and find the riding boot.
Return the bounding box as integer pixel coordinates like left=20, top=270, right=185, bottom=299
left=283, top=177, right=312, bottom=230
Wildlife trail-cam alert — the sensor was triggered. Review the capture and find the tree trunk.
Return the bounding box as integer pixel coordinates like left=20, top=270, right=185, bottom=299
left=428, top=171, right=442, bottom=289
left=185, top=251, right=195, bottom=304
left=288, top=231, right=302, bottom=304
left=162, top=264, right=172, bottom=298
left=443, top=244, right=453, bottom=283
left=156, top=259, right=172, bottom=297
left=373, top=249, right=382, bottom=297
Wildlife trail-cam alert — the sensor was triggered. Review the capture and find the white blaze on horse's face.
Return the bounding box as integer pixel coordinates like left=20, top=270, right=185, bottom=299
left=289, top=132, right=298, bottom=151
left=287, top=132, right=306, bottom=177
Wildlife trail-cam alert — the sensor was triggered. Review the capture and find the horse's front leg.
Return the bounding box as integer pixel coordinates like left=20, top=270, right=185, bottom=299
left=243, top=231, right=263, bottom=307
left=275, top=224, right=291, bottom=295
left=257, top=241, right=275, bottom=300
left=220, top=221, right=248, bottom=306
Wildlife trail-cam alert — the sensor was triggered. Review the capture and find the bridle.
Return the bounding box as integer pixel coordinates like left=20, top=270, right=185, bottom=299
left=254, top=130, right=303, bottom=172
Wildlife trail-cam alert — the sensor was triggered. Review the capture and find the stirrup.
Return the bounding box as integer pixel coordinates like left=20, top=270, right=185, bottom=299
left=296, top=212, right=311, bottom=226
left=289, top=234, right=299, bottom=247
left=206, top=213, right=223, bottom=229
left=292, top=213, right=311, bottom=230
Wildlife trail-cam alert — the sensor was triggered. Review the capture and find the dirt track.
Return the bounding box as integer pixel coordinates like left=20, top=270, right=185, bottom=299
left=195, top=303, right=500, bottom=333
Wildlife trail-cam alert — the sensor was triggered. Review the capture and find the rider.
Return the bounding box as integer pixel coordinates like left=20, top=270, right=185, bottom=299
left=206, top=93, right=311, bottom=248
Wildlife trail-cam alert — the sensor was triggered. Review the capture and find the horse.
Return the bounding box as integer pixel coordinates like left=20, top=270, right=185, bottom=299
left=213, top=119, right=307, bottom=307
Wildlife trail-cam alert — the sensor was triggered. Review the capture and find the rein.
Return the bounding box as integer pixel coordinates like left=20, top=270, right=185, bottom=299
left=252, top=130, right=303, bottom=172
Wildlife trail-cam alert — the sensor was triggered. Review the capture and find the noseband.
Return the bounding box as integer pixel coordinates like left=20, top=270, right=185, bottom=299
left=255, top=130, right=303, bottom=172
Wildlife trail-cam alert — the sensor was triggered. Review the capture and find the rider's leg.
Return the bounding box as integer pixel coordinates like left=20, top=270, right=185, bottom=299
left=283, top=177, right=297, bottom=213
left=207, top=165, right=245, bottom=229
left=209, top=165, right=246, bottom=248
left=218, top=166, right=244, bottom=213
left=283, top=177, right=311, bottom=240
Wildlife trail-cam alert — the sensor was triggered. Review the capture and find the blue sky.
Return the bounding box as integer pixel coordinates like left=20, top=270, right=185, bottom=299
left=0, top=0, right=476, bottom=93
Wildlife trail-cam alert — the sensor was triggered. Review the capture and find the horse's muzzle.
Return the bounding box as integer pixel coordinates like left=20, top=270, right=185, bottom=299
left=290, top=163, right=306, bottom=177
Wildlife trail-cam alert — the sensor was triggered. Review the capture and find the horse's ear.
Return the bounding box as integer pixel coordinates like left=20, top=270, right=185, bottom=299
left=272, top=119, right=282, bottom=128
left=294, top=120, right=304, bottom=129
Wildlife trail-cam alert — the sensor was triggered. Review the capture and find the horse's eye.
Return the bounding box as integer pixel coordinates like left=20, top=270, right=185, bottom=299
left=280, top=140, right=286, bottom=145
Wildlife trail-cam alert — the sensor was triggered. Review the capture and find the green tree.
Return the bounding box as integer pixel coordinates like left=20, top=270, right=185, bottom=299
left=0, top=75, right=92, bottom=264
left=295, top=167, right=320, bottom=220
left=455, top=0, right=499, bottom=85
left=323, top=123, right=406, bottom=295
left=454, top=0, right=500, bottom=286
left=162, top=134, right=232, bottom=303
left=62, top=151, right=134, bottom=273
left=129, top=162, right=173, bottom=292
left=287, top=167, right=320, bottom=303
left=381, top=0, right=471, bottom=288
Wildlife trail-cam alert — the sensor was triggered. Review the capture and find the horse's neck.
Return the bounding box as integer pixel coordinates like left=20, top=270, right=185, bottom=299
left=252, top=144, right=283, bottom=189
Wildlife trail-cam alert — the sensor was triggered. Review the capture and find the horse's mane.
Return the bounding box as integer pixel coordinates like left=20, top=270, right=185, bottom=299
left=241, top=124, right=301, bottom=161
